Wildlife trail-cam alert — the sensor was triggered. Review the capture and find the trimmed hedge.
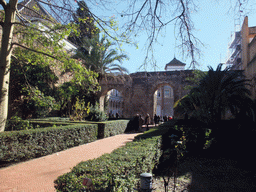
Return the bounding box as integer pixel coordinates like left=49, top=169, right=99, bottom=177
left=6, top=120, right=74, bottom=131
left=54, top=135, right=162, bottom=191
left=97, top=120, right=130, bottom=139
left=0, top=119, right=130, bottom=166
left=0, top=124, right=98, bottom=164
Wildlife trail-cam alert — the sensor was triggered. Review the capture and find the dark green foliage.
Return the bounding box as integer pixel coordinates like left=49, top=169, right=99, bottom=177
left=125, top=117, right=139, bottom=132
left=74, top=35, right=129, bottom=81
left=86, top=103, right=107, bottom=122
left=5, top=118, right=74, bottom=131
left=160, top=120, right=208, bottom=158
left=21, top=88, right=60, bottom=118
left=28, top=117, right=71, bottom=122
left=0, top=124, right=98, bottom=165
left=97, top=120, right=129, bottom=139
left=1, top=119, right=129, bottom=166
left=54, top=124, right=170, bottom=191
left=175, top=64, right=253, bottom=124
left=68, top=0, right=99, bottom=46
left=54, top=135, right=162, bottom=191
left=9, top=54, right=59, bottom=119
left=56, top=79, right=100, bottom=118
left=184, top=69, right=207, bottom=90
left=10, top=53, right=58, bottom=99
left=5, top=116, right=33, bottom=131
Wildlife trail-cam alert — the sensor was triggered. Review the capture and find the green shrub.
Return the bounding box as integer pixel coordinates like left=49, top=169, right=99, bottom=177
left=54, top=136, right=162, bottom=191
left=86, top=103, right=107, bottom=122
left=5, top=116, right=33, bottom=131
left=0, top=124, right=98, bottom=165
left=97, top=120, right=129, bottom=139
left=70, top=99, right=90, bottom=121
left=5, top=118, right=75, bottom=131
left=22, top=88, right=60, bottom=118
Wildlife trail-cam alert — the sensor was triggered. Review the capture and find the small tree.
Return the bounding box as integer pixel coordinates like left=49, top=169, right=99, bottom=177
left=175, top=64, right=253, bottom=124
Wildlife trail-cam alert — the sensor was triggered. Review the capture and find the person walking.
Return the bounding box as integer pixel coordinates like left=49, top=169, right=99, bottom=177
left=133, top=114, right=139, bottom=132
left=116, top=112, right=119, bottom=119
left=145, top=114, right=151, bottom=131
left=154, top=114, right=158, bottom=126
left=138, top=114, right=144, bottom=132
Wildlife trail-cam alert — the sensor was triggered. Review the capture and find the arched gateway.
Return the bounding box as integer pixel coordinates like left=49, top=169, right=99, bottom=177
left=98, top=58, right=195, bottom=118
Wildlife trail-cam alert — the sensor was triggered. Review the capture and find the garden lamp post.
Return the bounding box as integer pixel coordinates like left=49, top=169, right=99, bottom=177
left=140, top=172, right=153, bottom=191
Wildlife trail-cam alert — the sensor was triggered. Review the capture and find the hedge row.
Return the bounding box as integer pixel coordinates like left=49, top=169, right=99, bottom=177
left=0, top=120, right=130, bottom=165
left=54, top=135, right=162, bottom=191
left=6, top=119, right=130, bottom=135
left=98, top=120, right=129, bottom=139
left=0, top=124, right=98, bottom=164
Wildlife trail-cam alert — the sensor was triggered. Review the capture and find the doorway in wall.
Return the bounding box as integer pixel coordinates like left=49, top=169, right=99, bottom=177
left=153, top=85, right=174, bottom=118
left=104, top=89, right=123, bottom=118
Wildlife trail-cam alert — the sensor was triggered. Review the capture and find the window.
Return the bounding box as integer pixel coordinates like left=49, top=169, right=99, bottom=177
left=164, top=89, right=170, bottom=98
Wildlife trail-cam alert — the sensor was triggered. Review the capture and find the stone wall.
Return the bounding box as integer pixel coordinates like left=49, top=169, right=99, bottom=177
left=99, top=70, right=194, bottom=119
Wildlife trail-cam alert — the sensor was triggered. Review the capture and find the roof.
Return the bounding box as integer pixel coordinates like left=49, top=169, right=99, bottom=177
left=165, top=57, right=186, bottom=70
left=17, top=0, right=56, bottom=23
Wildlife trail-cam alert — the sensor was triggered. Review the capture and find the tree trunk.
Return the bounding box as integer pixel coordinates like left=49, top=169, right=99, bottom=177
left=0, top=0, right=18, bottom=132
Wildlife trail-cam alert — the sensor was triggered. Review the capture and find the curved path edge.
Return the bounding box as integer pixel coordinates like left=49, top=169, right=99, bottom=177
left=0, top=133, right=141, bottom=192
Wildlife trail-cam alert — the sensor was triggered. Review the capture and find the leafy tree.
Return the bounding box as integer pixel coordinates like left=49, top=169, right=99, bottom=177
left=9, top=50, right=59, bottom=118
left=184, top=70, right=207, bottom=90
left=56, top=63, right=100, bottom=117
left=75, top=35, right=129, bottom=80
left=0, top=0, right=101, bottom=130
left=175, top=64, right=253, bottom=124
left=68, top=0, right=99, bottom=47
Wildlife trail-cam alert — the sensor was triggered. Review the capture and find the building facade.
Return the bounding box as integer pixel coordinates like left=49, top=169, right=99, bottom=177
left=106, top=89, right=124, bottom=117
left=99, top=58, right=192, bottom=119
left=155, top=58, right=186, bottom=117
left=226, top=16, right=256, bottom=99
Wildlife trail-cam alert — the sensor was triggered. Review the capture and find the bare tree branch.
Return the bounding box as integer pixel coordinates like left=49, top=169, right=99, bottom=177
left=17, top=2, right=56, bottom=24
left=0, top=0, right=7, bottom=10
left=16, top=7, right=31, bottom=25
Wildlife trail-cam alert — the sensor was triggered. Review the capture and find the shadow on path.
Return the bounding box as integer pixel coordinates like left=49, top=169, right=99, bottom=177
left=178, top=153, right=256, bottom=192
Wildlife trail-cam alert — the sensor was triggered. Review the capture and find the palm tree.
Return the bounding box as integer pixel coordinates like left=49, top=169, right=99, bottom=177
left=176, top=64, right=253, bottom=124
left=74, top=36, right=129, bottom=80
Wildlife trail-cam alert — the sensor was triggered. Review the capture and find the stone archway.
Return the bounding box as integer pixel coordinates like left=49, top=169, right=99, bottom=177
left=99, top=88, right=124, bottom=117
left=152, top=83, right=174, bottom=118
left=99, top=70, right=194, bottom=118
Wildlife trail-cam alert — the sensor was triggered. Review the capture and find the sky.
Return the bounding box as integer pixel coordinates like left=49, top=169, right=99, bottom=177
left=101, top=0, right=256, bottom=74
left=13, top=0, right=256, bottom=74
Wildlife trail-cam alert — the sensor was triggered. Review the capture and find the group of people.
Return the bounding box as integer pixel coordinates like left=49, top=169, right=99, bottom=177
left=133, top=113, right=151, bottom=132
left=133, top=113, right=174, bottom=132
left=163, top=115, right=173, bottom=122
left=154, top=114, right=173, bottom=126
left=109, top=112, right=120, bottom=119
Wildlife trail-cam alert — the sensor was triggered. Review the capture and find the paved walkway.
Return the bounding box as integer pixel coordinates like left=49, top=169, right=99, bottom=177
left=0, top=133, right=141, bottom=192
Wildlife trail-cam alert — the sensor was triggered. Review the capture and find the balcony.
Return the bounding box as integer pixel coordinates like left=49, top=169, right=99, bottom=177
left=229, top=31, right=241, bottom=49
